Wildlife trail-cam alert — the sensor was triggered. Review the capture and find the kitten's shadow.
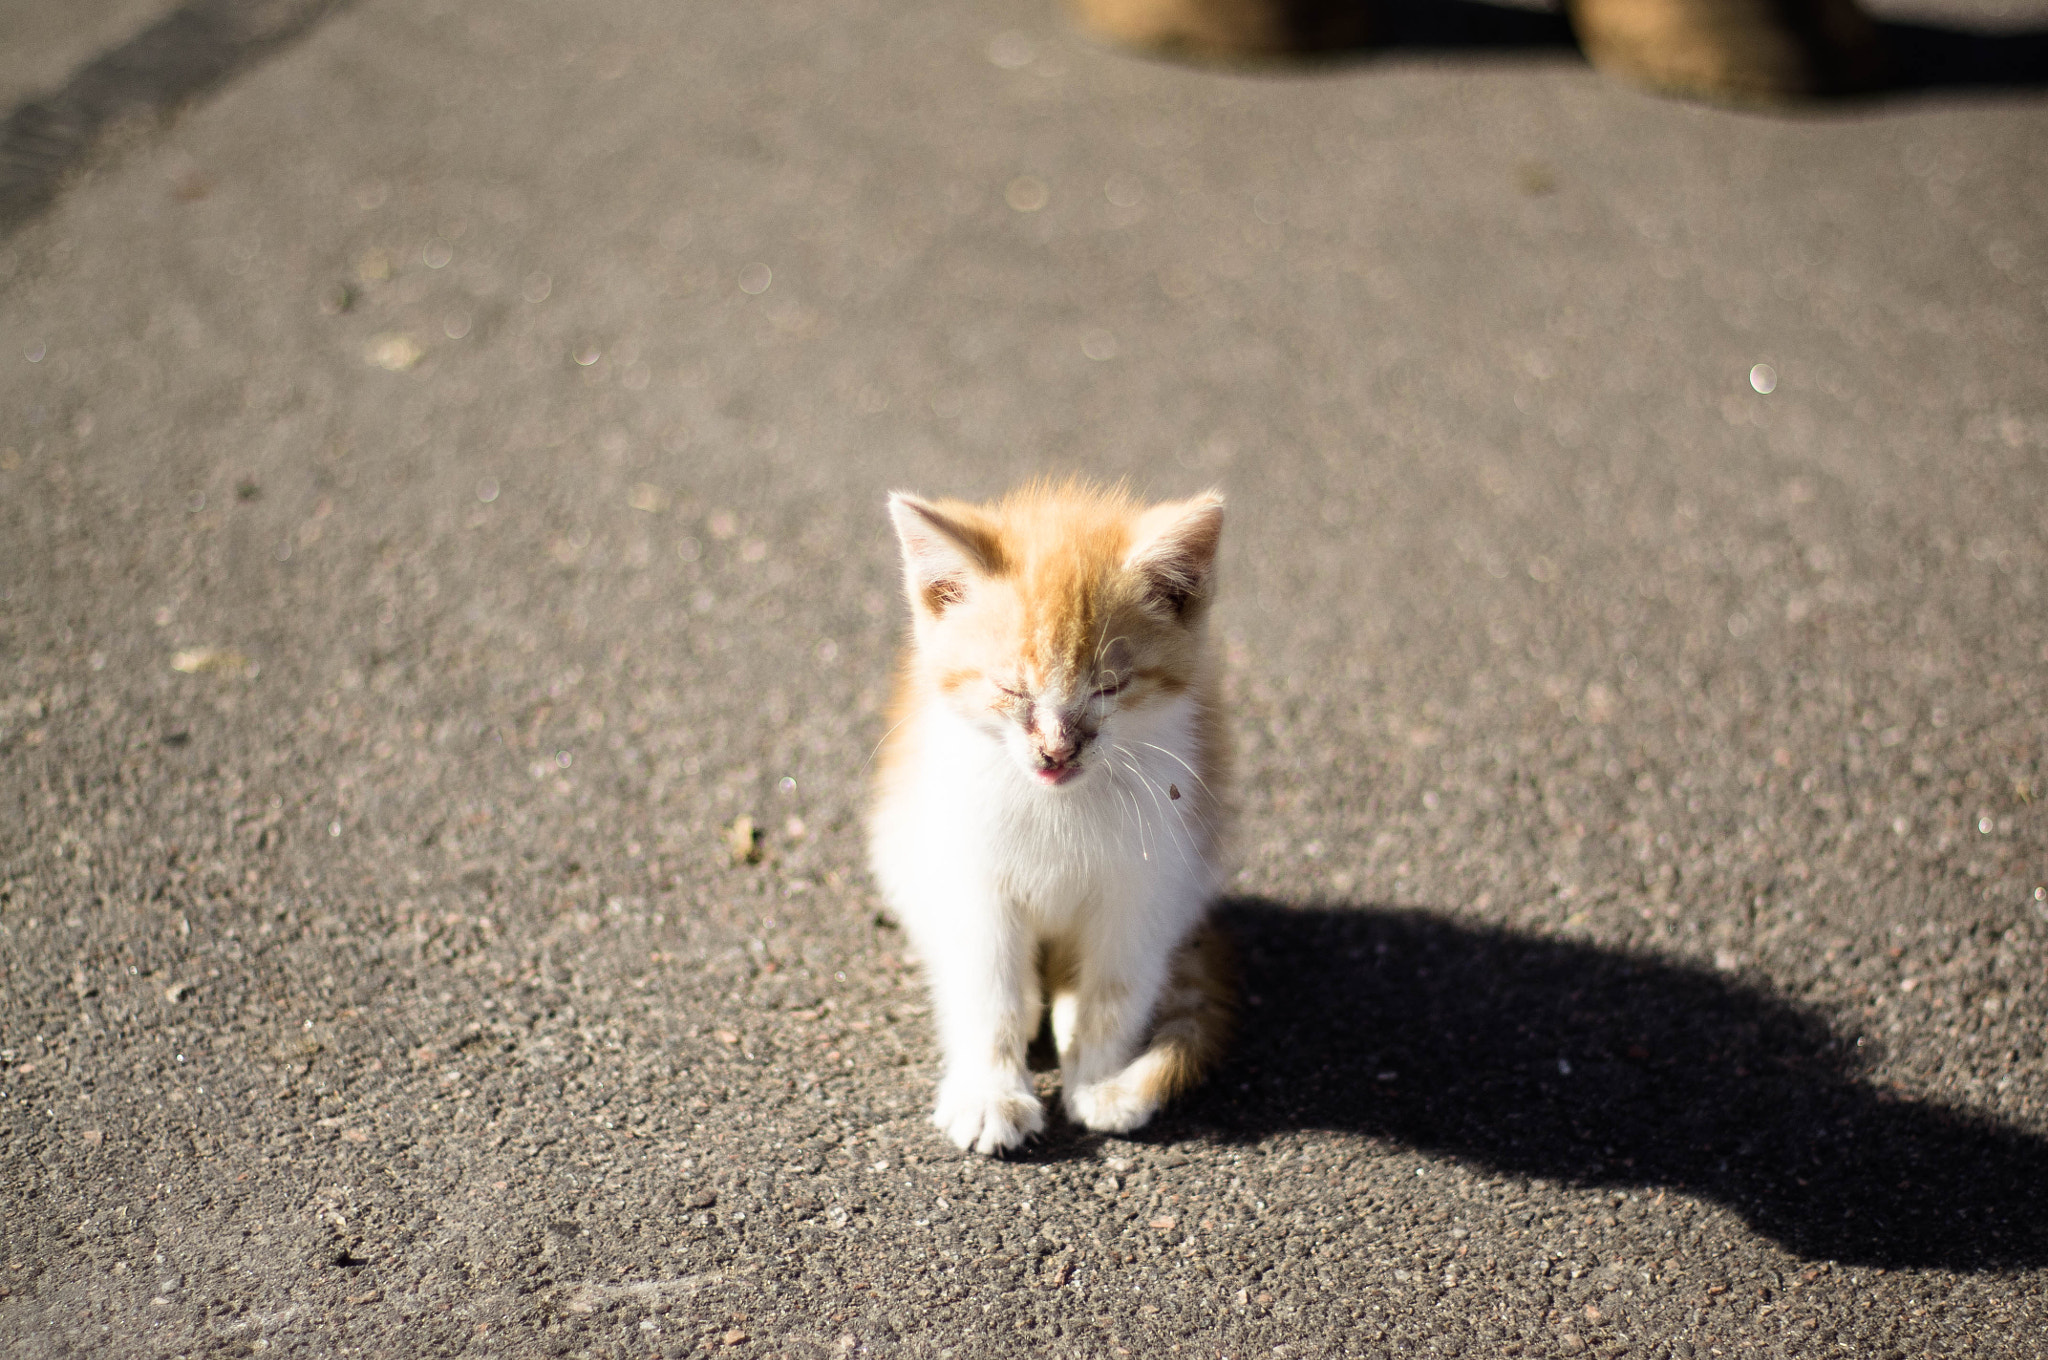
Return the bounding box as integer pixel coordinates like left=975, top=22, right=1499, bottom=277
left=1115, top=897, right=2048, bottom=1271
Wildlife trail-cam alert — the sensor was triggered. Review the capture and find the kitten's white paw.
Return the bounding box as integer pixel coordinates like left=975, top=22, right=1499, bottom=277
left=1064, top=1075, right=1160, bottom=1134
left=933, top=1075, right=1044, bottom=1155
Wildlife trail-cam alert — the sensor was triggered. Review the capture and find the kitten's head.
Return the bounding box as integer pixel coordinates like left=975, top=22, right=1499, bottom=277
left=887, top=481, right=1223, bottom=788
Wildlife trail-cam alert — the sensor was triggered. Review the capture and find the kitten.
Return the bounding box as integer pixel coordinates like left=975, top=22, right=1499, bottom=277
left=868, top=481, right=1235, bottom=1155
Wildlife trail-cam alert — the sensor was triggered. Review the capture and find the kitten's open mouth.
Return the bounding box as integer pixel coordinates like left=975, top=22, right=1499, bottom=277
left=1034, top=764, right=1083, bottom=786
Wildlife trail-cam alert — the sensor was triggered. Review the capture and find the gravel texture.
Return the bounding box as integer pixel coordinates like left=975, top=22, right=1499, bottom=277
left=2, top=0, right=2047, bottom=1356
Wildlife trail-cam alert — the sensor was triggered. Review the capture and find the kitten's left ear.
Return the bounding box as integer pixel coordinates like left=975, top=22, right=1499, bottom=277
left=1124, top=492, right=1224, bottom=619
left=888, top=492, right=1000, bottom=617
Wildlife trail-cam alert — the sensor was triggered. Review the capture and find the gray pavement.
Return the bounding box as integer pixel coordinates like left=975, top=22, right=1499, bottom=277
left=3, top=0, right=2048, bottom=1355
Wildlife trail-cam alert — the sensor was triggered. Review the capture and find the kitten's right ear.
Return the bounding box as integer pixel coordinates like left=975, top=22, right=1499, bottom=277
left=888, top=493, right=998, bottom=616
left=1124, top=491, right=1224, bottom=620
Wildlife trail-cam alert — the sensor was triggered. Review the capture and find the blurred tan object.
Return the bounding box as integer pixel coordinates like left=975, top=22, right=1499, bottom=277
left=1063, top=0, right=1888, bottom=100
left=1570, top=0, right=1885, bottom=99
left=1063, top=0, right=1370, bottom=59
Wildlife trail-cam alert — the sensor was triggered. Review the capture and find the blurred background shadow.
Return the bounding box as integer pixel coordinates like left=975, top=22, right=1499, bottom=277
left=1878, top=17, right=2048, bottom=87
left=1137, top=898, right=2048, bottom=1272
left=0, top=0, right=352, bottom=236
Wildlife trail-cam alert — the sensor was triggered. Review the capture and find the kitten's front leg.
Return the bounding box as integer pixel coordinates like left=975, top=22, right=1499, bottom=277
left=922, top=914, right=1045, bottom=1155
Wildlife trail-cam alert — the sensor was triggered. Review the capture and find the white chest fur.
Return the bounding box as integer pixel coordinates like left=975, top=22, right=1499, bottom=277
left=870, top=694, right=1218, bottom=936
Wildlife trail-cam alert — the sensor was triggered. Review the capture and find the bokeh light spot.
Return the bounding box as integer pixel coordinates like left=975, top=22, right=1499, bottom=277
left=1006, top=177, right=1048, bottom=213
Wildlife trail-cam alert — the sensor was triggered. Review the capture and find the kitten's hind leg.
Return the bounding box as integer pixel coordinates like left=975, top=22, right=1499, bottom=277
left=1062, top=922, right=1233, bottom=1134
left=1055, top=924, right=1171, bottom=1134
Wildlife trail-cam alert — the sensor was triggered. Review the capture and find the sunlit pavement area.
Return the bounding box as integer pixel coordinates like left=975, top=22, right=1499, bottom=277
left=3, top=0, right=2047, bottom=1355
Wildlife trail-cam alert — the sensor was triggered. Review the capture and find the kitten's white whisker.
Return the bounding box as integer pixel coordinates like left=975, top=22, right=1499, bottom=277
left=1114, top=746, right=1196, bottom=874
left=860, top=713, right=917, bottom=776
left=1112, top=756, right=1156, bottom=864
left=1129, top=740, right=1214, bottom=798
left=1115, top=744, right=1201, bottom=873
left=1110, top=752, right=1164, bottom=867
left=1128, top=756, right=1208, bottom=866
left=1109, top=781, right=1140, bottom=862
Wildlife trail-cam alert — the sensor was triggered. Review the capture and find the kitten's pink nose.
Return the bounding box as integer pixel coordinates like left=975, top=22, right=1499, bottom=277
left=1036, top=735, right=1078, bottom=768
left=1029, top=710, right=1084, bottom=773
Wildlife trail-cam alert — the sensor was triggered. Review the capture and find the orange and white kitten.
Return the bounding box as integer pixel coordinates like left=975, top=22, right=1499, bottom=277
left=869, top=481, right=1235, bottom=1155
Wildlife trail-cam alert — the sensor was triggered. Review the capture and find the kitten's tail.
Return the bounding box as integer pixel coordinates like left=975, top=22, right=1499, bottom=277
left=1133, top=919, right=1236, bottom=1106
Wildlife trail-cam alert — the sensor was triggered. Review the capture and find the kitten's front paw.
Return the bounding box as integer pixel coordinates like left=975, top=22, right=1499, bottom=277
left=933, top=1074, right=1044, bottom=1155
left=1064, top=1076, right=1160, bottom=1135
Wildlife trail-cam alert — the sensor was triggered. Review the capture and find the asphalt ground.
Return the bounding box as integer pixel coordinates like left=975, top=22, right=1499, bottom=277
left=2, top=0, right=2047, bottom=1356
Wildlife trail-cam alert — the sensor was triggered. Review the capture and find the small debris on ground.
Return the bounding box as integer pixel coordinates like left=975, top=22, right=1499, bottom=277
left=169, top=648, right=252, bottom=677
left=725, top=816, right=762, bottom=864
